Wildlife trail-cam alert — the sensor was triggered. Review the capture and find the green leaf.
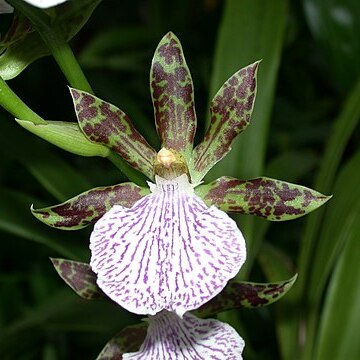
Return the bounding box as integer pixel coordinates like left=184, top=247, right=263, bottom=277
left=191, top=61, right=259, bottom=183
left=304, top=0, right=360, bottom=91
left=205, top=0, right=288, bottom=283
left=299, top=150, right=360, bottom=359
left=51, top=258, right=103, bottom=300
left=196, top=176, right=331, bottom=221
left=314, top=208, right=360, bottom=360
left=150, top=32, right=196, bottom=162
left=70, top=88, right=157, bottom=179
left=16, top=119, right=110, bottom=157
left=32, top=182, right=150, bottom=230
left=207, top=0, right=287, bottom=181
left=96, top=323, right=147, bottom=359
left=0, top=0, right=101, bottom=79
left=193, top=275, right=297, bottom=318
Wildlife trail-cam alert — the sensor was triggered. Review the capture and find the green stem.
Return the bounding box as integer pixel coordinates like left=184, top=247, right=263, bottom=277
left=108, top=151, right=148, bottom=187
left=0, top=76, right=45, bottom=124
left=8, top=0, right=93, bottom=93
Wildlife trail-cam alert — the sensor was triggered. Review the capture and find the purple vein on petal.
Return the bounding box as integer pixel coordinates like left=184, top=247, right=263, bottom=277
left=123, top=311, right=244, bottom=359
left=90, top=174, right=246, bottom=316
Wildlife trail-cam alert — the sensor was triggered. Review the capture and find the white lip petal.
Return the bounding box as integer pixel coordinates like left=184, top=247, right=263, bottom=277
left=90, top=174, right=246, bottom=316
left=123, top=311, right=244, bottom=359
left=23, top=0, right=68, bottom=9
left=0, top=0, right=13, bottom=13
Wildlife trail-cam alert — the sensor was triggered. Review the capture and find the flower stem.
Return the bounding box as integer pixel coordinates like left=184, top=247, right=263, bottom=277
left=7, top=0, right=93, bottom=94
left=0, top=76, right=45, bottom=124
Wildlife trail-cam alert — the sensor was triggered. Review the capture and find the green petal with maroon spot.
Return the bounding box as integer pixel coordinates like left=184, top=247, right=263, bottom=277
left=190, top=61, right=260, bottom=183
left=193, top=274, right=297, bottom=318
left=70, top=88, right=157, bottom=179
left=150, top=32, right=196, bottom=161
left=96, top=324, right=147, bottom=360
left=195, top=176, right=331, bottom=221
left=32, top=182, right=150, bottom=230
left=51, top=258, right=104, bottom=300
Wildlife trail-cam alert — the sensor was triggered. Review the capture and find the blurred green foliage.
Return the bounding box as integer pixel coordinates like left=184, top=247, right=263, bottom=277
left=0, top=0, right=359, bottom=359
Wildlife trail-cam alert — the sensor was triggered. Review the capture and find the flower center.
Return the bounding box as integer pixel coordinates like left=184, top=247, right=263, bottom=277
left=154, top=148, right=189, bottom=180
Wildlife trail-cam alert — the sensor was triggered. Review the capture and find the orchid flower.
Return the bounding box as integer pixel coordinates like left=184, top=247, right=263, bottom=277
left=122, top=311, right=244, bottom=360
left=0, top=0, right=68, bottom=12
left=50, top=258, right=296, bottom=359
left=30, top=32, right=330, bottom=318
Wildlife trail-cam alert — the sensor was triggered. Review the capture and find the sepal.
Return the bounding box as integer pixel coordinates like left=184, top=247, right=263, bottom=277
left=70, top=88, right=156, bottom=179
left=150, top=32, right=196, bottom=161
left=190, top=61, right=259, bottom=182
left=32, top=183, right=150, bottom=230
left=196, top=176, right=331, bottom=221
left=194, top=274, right=297, bottom=317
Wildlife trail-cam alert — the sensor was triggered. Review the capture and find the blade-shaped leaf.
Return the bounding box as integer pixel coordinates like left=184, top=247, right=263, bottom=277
left=196, top=176, right=331, bottom=221
left=96, top=324, right=147, bottom=360
left=150, top=32, right=196, bottom=161
left=194, top=275, right=297, bottom=318
left=190, top=61, right=259, bottom=183
left=16, top=120, right=110, bottom=157
left=71, top=88, right=156, bottom=179
left=32, top=182, right=150, bottom=230
left=51, top=258, right=103, bottom=300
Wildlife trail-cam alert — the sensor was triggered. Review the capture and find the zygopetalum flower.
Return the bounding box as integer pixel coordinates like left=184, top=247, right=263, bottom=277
left=122, top=311, right=244, bottom=360
left=51, top=258, right=296, bottom=359
left=31, top=32, right=330, bottom=317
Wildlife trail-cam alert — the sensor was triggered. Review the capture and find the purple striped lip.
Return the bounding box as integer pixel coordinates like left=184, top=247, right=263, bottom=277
left=90, top=174, right=246, bottom=316
left=123, top=310, right=244, bottom=359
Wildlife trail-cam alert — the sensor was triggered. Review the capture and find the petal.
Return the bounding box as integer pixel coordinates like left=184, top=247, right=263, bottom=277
left=194, top=274, right=297, bottom=317
left=190, top=61, right=259, bottom=183
left=32, top=183, right=150, bottom=230
left=150, top=32, right=196, bottom=161
left=196, top=176, right=332, bottom=221
left=90, top=174, right=246, bottom=316
left=70, top=88, right=157, bottom=179
left=23, top=0, right=67, bottom=8
left=123, top=311, right=244, bottom=360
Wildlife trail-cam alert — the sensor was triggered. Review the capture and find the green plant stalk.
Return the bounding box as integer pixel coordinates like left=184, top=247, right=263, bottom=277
left=0, top=76, right=45, bottom=124
left=7, top=0, right=93, bottom=94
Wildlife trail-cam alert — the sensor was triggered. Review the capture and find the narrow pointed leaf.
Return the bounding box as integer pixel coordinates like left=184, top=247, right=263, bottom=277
left=96, top=324, right=147, bottom=360
left=32, top=183, right=150, bottom=230
left=51, top=258, right=103, bottom=300
left=196, top=176, right=331, bottom=221
left=150, top=32, right=196, bottom=160
left=190, top=61, right=259, bottom=183
left=16, top=120, right=110, bottom=157
left=71, top=88, right=156, bottom=179
left=194, top=275, right=297, bottom=318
